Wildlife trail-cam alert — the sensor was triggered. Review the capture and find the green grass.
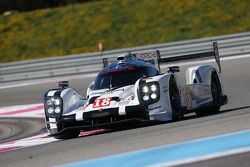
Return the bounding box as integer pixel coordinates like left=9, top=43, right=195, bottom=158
left=1, top=0, right=250, bottom=63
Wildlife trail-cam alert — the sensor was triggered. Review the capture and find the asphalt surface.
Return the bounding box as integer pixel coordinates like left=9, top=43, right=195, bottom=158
left=178, top=151, right=250, bottom=167
left=0, top=76, right=93, bottom=106
left=0, top=118, right=45, bottom=144
left=0, top=56, right=250, bottom=167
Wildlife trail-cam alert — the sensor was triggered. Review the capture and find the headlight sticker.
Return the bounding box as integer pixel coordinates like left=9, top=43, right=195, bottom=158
left=118, top=95, right=134, bottom=105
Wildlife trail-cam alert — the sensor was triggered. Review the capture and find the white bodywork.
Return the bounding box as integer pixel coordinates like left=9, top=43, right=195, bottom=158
left=45, top=73, right=173, bottom=121
left=44, top=49, right=227, bottom=135
left=46, top=64, right=224, bottom=122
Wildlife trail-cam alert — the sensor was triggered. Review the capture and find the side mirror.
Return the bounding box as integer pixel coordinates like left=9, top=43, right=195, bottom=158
left=86, top=81, right=95, bottom=98
left=167, top=66, right=180, bottom=73
left=57, top=81, right=69, bottom=88
left=88, top=81, right=94, bottom=90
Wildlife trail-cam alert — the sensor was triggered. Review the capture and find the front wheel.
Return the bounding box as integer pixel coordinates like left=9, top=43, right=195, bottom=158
left=47, top=121, right=80, bottom=139
left=169, top=76, right=182, bottom=121
left=52, top=130, right=80, bottom=139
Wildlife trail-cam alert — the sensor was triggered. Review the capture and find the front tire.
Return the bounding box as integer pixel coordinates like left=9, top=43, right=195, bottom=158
left=52, top=130, right=80, bottom=139
left=47, top=121, right=80, bottom=139
left=169, top=76, right=182, bottom=120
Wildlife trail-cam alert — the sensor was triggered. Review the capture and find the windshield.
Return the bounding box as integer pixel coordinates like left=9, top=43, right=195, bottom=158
left=93, top=68, right=144, bottom=90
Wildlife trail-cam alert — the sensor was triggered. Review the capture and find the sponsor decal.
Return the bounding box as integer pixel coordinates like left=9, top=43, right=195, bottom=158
left=118, top=95, right=134, bottom=105
left=163, top=86, right=169, bottom=93
left=184, top=87, right=192, bottom=109
left=90, top=89, right=124, bottom=96
left=136, top=52, right=157, bottom=65
left=136, top=51, right=157, bottom=60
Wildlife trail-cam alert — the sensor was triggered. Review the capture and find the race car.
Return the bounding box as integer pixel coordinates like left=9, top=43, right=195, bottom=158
left=43, top=42, right=227, bottom=139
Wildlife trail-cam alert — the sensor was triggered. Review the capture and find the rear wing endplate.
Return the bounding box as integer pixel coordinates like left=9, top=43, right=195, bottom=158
left=134, top=50, right=161, bottom=73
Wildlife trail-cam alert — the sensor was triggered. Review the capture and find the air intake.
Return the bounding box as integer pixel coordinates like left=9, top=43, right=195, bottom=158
left=116, top=53, right=135, bottom=64
left=117, top=56, right=125, bottom=61
left=117, top=55, right=126, bottom=64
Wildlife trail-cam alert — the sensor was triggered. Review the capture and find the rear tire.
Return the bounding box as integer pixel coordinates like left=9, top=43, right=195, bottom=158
left=196, top=71, right=221, bottom=116
left=169, top=76, right=182, bottom=120
left=210, top=71, right=222, bottom=112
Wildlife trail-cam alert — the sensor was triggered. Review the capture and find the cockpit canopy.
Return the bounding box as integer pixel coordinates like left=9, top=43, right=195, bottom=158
left=93, top=66, right=159, bottom=90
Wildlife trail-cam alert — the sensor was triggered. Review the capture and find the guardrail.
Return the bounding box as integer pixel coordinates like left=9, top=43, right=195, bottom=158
left=1, top=31, right=250, bottom=84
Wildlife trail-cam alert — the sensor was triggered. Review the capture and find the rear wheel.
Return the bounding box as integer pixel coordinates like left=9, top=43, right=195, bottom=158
left=196, top=71, right=221, bottom=116
left=169, top=76, right=182, bottom=120
left=210, top=71, right=222, bottom=112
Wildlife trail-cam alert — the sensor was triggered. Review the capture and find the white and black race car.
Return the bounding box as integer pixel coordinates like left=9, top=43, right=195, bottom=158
left=44, top=42, right=227, bottom=139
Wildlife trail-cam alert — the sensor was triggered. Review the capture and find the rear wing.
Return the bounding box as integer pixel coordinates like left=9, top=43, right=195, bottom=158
left=102, top=42, right=221, bottom=73
left=159, top=42, right=222, bottom=73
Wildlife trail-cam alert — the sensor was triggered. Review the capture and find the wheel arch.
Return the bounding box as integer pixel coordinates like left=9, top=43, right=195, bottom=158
left=147, top=73, right=179, bottom=121
left=186, top=65, right=219, bottom=86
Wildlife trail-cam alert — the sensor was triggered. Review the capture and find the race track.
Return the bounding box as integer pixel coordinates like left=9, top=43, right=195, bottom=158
left=0, top=56, right=250, bottom=167
left=0, top=118, right=44, bottom=144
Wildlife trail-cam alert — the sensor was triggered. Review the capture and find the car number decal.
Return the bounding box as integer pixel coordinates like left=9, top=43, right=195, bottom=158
left=93, top=97, right=112, bottom=108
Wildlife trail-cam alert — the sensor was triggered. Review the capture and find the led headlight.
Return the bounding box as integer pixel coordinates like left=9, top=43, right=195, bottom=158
left=143, top=95, right=150, bottom=101
left=139, top=81, right=160, bottom=105
left=54, top=107, right=61, bottom=114
left=54, top=99, right=60, bottom=106
left=151, top=85, right=157, bottom=92
left=48, top=107, right=54, bottom=114
left=46, top=99, right=53, bottom=106
left=45, top=96, right=62, bottom=116
left=151, top=93, right=157, bottom=99
left=142, top=86, right=149, bottom=93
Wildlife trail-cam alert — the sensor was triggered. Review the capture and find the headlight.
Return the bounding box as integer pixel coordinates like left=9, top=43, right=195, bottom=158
left=151, top=85, right=157, bottom=92
left=151, top=93, right=157, bottom=99
left=45, top=97, right=62, bottom=116
left=139, top=81, right=160, bottom=105
left=46, top=99, right=53, bottom=106
left=54, top=107, right=61, bottom=114
left=143, top=95, right=150, bottom=101
left=142, top=86, right=149, bottom=93
left=48, top=107, right=54, bottom=114
left=54, top=99, right=60, bottom=106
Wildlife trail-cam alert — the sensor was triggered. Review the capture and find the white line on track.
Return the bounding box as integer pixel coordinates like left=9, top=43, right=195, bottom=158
left=0, top=129, right=108, bottom=152
left=151, top=147, right=250, bottom=167
left=0, top=103, right=43, bottom=117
